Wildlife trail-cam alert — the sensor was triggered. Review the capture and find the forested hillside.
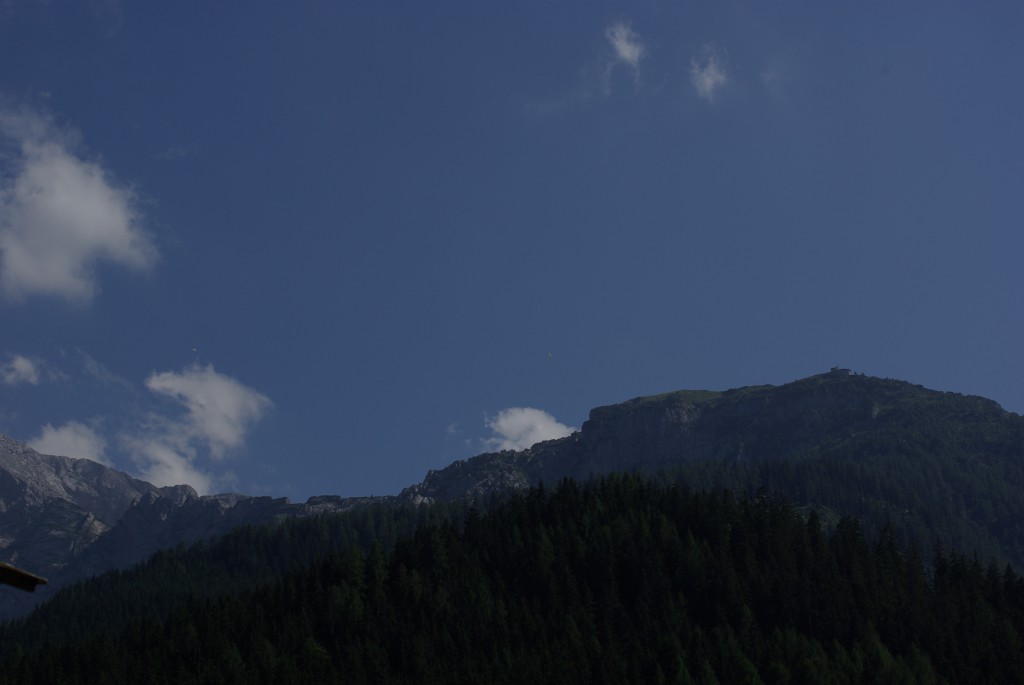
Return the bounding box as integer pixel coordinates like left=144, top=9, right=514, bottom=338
left=0, top=497, right=470, bottom=653
left=3, top=476, right=1023, bottom=684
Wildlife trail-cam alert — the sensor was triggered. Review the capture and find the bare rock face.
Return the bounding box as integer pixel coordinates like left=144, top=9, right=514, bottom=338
left=0, top=436, right=161, bottom=573
left=0, top=436, right=148, bottom=519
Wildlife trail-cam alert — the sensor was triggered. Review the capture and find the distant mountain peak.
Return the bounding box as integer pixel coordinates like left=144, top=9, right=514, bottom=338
left=0, top=434, right=161, bottom=524
left=403, top=372, right=1015, bottom=504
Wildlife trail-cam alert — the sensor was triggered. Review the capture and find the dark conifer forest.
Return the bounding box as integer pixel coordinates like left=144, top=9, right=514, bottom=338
left=2, top=476, right=1023, bottom=684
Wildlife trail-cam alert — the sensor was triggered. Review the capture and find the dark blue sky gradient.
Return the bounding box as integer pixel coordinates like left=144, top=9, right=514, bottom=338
left=0, top=2, right=1020, bottom=499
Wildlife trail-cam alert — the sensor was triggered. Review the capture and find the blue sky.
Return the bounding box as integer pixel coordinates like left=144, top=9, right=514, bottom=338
left=0, top=2, right=1021, bottom=499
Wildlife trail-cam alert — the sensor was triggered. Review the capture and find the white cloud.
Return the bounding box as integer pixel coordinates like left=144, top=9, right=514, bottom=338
left=606, top=21, right=646, bottom=73
left=0, top=105, right=157, bottom=304
left=29, top=420, right=110, bottom=465
left=123, top=435, right=212, bottom=494
left=118, top=364, right=271, bottom=494
left=690, top=44, right=729, bottom=102
left=8, top=359, right=268, bottom=493
left=484, top=407, right=575, bottom=452
left=145, top=363, right=272, bottom=459
left=0, top=353, right=40, bottom=385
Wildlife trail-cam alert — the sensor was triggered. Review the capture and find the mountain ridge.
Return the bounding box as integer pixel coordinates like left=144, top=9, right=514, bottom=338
left=0, top=435, right=385, bottom=618
left=404, top=370, right=1018, bottom=502
left=3, top=370, right=1023, bottom=618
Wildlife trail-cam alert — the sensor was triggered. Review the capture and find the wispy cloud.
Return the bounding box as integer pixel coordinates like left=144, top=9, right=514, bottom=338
left=484, top=407, right=575, bottom=452
left=123, top=364, right=272, bottom=493
left=523, top=79, right=596, bottom=118
left=0, top=353, right=41, bottom=385
left=154, top=143, right=200, bottom=161
left=606, top=21, right=646, bottom=77
left=90, top=0, right=124, bottom=34
left=690, top=44, right=729, bottom=102
left=0, top=352, right=61, bottom=385
left=79, top=349, right=134, bottom=391
left=19, top=357, right=270, bottom=493
left=0, top=104, right=157, bottom=304
left=526, top=21, right=647, bottom=115
left=29, top=420, right=110, bottom=465
left=760, top=57, right=798, bottom=103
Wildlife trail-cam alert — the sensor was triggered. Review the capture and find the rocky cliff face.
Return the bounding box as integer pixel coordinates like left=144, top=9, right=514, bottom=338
left=401, top=372, right=1014, bottom=503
